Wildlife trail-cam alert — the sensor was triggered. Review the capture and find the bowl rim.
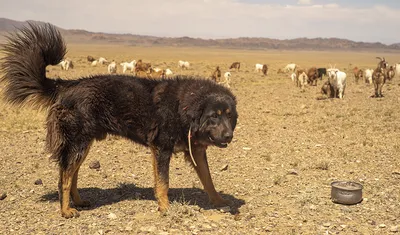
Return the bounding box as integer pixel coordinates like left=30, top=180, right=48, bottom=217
left=331, top=181, right=363, bottom=190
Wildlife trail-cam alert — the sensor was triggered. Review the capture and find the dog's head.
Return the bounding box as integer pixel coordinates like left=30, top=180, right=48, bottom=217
left=191, top=94, right=238, bottom=148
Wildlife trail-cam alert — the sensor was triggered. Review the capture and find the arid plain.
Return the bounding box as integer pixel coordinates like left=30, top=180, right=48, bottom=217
left=1, top=44, right=400, bottom=234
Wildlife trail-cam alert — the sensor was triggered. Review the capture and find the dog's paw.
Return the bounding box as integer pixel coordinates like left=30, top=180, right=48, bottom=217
left=61, top=208, right=80, bottom=218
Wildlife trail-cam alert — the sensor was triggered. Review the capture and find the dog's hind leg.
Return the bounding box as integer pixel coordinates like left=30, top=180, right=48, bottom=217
left=151, top=146, right=172, bottom=212
left=70, top=142, right=93, bottom=208
left=186, top=147, right=231, bottom=208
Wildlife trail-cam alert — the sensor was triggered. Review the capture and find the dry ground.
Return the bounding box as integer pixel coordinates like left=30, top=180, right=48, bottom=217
left=1, top=44, right=400, bottom=235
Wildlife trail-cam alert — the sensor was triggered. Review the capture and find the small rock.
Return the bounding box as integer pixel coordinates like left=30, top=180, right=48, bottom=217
left=390, top=226, right=398, bottom=233
left=140, top=226, right=157, bottom=233
left=392, top=171, right=400, bottom=175
left=309, top=205, right=317, bottom=210
left=219, top=206, right=231, bottom=213
left=243, top=147, right=252, bottom=151
left=379, top=224, right=386, bottom=228
left=107, top=213, right=117, bottom=219
left=34, top=179, right=43, bottom=185
left=0, top=192, right=7, bottom=200
left=323, top=223, right=331, bottom=227
left=89, top=160, right=101, bottom=170
left=287, top=169, right=298, bottom=175
left=220, top=164, right=228, bottom=171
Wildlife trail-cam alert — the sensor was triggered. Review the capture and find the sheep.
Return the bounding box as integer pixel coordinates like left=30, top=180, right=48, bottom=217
left=164, top=69, right=173, bottom=78
left=219, top=72, right=231, bottom=88
left=229, top=62, right=240, bottom=72
left=211, top=66, right=221, bottom=82
left=107, top=61, right=117, bottom=74
left=120, top=60, right=136, bottom=73
left=58, top=59, right=74, bottom=71
left=326, top=68, right=347, bottom=99
left=365, top=69, right=374, bottom=84
left=284, top=63, right=297, bottom=73
left=178, top=60, right=190, bottom=70
left=87, top=55, right=95, bottom=62
left=307, top=67, right=319, bottom=86
left=296, top=71, right=308, bottom=91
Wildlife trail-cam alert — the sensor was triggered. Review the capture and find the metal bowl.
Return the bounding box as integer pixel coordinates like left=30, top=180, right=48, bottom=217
left=331, top=181, right=363, bottom=205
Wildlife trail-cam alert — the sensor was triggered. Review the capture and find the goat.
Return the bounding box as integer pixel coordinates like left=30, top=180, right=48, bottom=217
left=317, top=68, right=327, bottom=80
left=372, top=57, right=389, bottom=97
left=211, top=66, right=221, bottom=82
left=178, top=60, right=190, bottom=70
left=296, top=71, right=308, bottom=91
left=91, top=60, right=98, bottom=66
left=290, top=72, right=297, bottom=82
left=98, top=57, right=108, bottom=65
left=386, top=66, right=395, bottom=81
left=58, top=59, right=74, bottom=71
left=261, top=64, right=268, bottom=76
left=353, top=67, right=364, bottom=84
left=229, top=62, right=240, bottom=72
left=394, top=63, right=400, bottom=77
left=120, top=60, right=136, bottom=73
left=219, top=72, right=231, bottom=88
left=284, top=63, right=297, bottom=73
left=107, top=61, right=117, bottom=74
left=135, top=59, right=152, bottom=73
left=165, top=69, right=173, bottom=78
left=327, top=67, right=347, bottom=99
left=87, top=56, right=95, bottom=62
left=255, top=64, right=263, bottom=72
left=365, top=69, right=374, bottom=84
left=307, top=67, right=319, bottom=86
left=149, top=68, right=165, bottom=79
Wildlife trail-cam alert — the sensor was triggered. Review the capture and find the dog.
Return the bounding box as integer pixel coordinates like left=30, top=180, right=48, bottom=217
left=0, top=23, right=238, bottom=218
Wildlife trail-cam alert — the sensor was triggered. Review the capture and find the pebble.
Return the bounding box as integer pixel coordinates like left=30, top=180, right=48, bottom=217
left=390, top=226, right=398, bottom=232
left=34, top=179, right=43, bottom=185
left=287, top=169, right=298, bottom=175
left=140, top=226, right=157, bottom=233
left=107, top=213, right=117, bottom=219
left=219, top=206, right=231, bottom=213
left=379, top=224, right=386, bottom=228
left=242, top=147, right=252, bottom=151
left=323, top=223, right=331, bottom=227
left=309, top=205, right=317, bottom=210
left=220, top=164, right=229, bottom=171
left=89, top=160, right=101, bottom=170
left=0, top=192, right=7, bottom=200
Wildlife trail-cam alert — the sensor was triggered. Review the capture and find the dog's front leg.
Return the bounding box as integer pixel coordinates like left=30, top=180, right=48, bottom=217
left=151, top=147, right=171, bottom=212
left=188, top=147, right=231, bottom=207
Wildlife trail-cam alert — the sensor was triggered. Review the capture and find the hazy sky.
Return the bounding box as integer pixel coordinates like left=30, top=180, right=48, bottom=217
left=1, top=0, right=400, bottom=44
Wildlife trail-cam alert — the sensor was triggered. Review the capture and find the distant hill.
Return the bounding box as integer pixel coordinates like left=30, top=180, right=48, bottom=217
left=1, top=18, right=399, bottom=51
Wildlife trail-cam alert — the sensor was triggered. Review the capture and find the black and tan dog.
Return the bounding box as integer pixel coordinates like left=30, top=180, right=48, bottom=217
left=0, top=23, right=238, bottom=218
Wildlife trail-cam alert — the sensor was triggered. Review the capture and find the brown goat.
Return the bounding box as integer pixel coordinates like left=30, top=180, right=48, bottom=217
left=87, top=55, right=95, bottom=62
left=307, top=67, right=319, bottom=86
left=229, top=62, right=240, bottom=72
left=321, top=81, right=334, bottom=98
left=386, top=66, right=395, bottom=81
left=211, top=66, right=221, bottom=82
left=354, top=69, right=363, bottom=84
left=135, top=59, right=152, bottom=73
left=262, top=64, right=268, bottom=76
left=372, top=68, right=386, bottom=97
left=149, top=68, right=165, bottom=79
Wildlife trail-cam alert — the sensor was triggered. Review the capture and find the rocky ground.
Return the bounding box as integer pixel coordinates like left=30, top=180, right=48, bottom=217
left=0, top=46, right=399, bottom=234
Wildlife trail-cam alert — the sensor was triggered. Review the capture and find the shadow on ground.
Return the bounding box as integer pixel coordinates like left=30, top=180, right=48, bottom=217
left=40, top=183, right=245, bottom=214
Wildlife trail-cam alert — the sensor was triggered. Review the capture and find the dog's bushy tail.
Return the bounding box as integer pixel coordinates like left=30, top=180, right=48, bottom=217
left=0, top=22, right=66, bottom=108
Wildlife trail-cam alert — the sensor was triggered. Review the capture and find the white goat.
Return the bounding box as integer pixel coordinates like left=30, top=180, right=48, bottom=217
left=108, top=61, right=117, bottom=74
left=290, top=72, right=297, bottom=82
left=218, top=72, right=231, bottom=88
left=365, top=69, right=374, bottom=84
left=394, top=63, right=400, bottom=77
left=120, top=60, right=136, bottom=73
left=165, top=69, right=173, bottom=78
left=327, top=68, right=347, bottom=99
left=59, top=59, right=74, bottom=71
left=255, top=63, right=263, bottom=72
left=91, top=60, right=98, bottom=66
left=297, top=71, right=308, bottom=91
left=178, top=60, right=190, bottom=69
left=284, top=63, right=297, bottom=73
left=98, top=57, right=108, bottom=65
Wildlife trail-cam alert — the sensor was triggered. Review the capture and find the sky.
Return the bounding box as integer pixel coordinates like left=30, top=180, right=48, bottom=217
left=0, top=0, right=399, bottom=44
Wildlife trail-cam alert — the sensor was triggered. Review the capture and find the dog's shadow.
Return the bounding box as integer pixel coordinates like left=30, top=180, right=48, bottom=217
left=40, top=183, right=245, bottom=214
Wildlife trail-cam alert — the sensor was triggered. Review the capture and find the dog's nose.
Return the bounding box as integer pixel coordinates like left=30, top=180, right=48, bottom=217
left=223, top=132, right=233, bottom=143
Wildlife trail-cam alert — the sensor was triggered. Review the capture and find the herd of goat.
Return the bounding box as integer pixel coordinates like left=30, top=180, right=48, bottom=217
left=58, top=56, right=398, bottom=98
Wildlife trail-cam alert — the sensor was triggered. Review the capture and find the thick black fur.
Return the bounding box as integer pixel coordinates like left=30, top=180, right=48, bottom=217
left=1, top=23, right=238, bottom=217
